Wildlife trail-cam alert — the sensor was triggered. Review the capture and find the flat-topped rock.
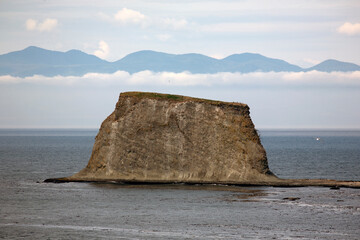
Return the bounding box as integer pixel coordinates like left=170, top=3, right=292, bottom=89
left=46, top=92, right=360, bottom=188
left=61, top=92, right=276, bottom=183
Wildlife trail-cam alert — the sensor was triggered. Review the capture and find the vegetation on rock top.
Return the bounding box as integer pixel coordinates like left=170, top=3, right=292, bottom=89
left=120, top=91, right=247, bottom=107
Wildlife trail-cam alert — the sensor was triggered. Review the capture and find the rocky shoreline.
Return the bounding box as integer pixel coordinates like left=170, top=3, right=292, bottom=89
left=44, top=177, right=360, bottom=188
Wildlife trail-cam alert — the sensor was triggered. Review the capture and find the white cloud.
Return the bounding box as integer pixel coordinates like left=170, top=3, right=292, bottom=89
left=209, top=54, right=226, bottom=60
left=1, top=71, right=360, bottom=88
left=337, top=22, right=360, bottom=36
left=25, top=19, right=37, bottom=31
left=37, top=18, right=58, bottom=32
left=114, top=8, right=146, bottom=25
left=25, top=18, right=58, bottom=32
left=303, top=58, right=321, bottom=66
left=93, top=40, right=110, bottom=59
left=99, top=9, right=189, bottom=31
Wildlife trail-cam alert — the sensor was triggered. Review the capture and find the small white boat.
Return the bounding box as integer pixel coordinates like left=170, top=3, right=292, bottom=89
left=316, top=137, right=320, bottom=141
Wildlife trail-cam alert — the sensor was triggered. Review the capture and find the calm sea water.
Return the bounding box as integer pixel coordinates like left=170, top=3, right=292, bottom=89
left=0, top=129, right=359, bottom=239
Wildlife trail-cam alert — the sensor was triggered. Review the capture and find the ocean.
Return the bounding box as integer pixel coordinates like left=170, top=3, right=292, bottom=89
left=0, top=129, right=359, bottom=239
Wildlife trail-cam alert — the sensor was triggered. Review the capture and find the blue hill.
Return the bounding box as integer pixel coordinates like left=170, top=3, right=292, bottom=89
left=0, top=46, right=111, bottom=77
left=114, top=50, right=222, bottom=73
left=0, top=46, right=107, bottom=65
left=306, top=59, right=360, bottom=72
left=0, top=46, right=359, bottom=77
left=222, top=53, right=303, bottom=72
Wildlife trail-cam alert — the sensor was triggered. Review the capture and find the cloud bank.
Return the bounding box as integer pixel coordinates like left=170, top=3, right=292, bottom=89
left=1, top=71, right=360, bottom=88
left=25, top=18, right=58, bottom=32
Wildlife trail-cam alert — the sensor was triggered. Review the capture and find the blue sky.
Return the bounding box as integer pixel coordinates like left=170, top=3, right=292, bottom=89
left=0, top=0, right=360, bottom=128
left=1, top=0, right=360, bottom=66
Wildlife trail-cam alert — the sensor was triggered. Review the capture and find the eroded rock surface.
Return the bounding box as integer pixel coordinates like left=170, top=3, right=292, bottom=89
left=47, top=92, right=360, bottom=188
left=66, top=92, right=278, bottom=184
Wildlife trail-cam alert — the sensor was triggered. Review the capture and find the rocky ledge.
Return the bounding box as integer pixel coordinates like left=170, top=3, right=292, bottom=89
left=45, top=92, right=360, bottom=189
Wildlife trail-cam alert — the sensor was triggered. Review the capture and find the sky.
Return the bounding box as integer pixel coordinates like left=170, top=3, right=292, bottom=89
left=1, top=0, right=360, bottom=66
left=0, top=0, right=360, bottom=129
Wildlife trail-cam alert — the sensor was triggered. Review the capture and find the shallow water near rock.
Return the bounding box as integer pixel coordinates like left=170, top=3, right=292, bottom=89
left=0, top=129, right=359, bottom=239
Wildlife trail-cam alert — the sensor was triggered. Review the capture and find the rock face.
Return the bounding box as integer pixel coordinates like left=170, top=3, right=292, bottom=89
left=46, top=91, right=360, bottom=188
left=68, top=92, right=278, bottom=184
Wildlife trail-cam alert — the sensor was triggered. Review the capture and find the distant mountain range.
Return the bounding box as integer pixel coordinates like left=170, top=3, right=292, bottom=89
left=1, top=46, right=359, bottom=77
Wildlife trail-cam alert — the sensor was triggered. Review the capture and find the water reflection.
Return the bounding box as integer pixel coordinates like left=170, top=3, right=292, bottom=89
left=88, top=182, right=268, bottom=202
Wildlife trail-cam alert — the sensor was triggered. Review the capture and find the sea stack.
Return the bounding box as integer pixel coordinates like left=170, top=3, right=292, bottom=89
left=46, top=91, right=360, bottom=188
left=66, top=92, right=278, bottom=184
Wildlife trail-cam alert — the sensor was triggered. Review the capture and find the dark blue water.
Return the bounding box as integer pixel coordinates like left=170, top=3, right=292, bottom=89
left=1, top=129, right=359, bottom=182
left=0, top=129, right=96, bottom=182
left=0, top=129, right=359, bottom=239
left=261, top=130, right=360, bottom=181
